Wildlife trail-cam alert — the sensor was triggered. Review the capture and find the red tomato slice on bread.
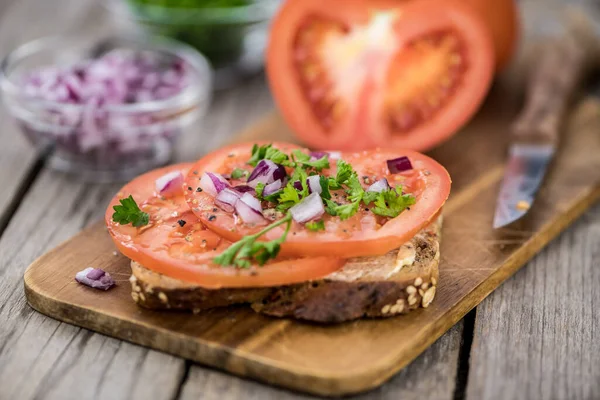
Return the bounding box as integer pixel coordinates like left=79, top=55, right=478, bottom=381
left=184, top=143, right=451, bottom=258
left=266, top=0, right=495, bottom=151
left=106, top=163, right=345, bottom=288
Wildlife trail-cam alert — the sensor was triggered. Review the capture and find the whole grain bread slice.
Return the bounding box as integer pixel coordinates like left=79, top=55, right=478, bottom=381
left=130, top=217, right=441, bottom=323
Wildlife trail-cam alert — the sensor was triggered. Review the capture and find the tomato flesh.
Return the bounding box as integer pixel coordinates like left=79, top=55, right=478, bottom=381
left=106, top=163, right=345, bottom=288
left=184, top=142, right=451, bottom=258
left=267, top=0, right=495, bottom=151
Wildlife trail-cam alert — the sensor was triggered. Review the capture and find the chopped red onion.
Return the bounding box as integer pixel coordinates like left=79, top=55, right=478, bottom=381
left=199, top=172, right=230, bottom=197
left=232, top=185, right=255, bottom=194
left=155, top=170, right=184, bottom=197
left=75, top=267, right=115, bottom=290
left=289, top=192, right=324, bottom=223
left=235, top=193, right=266, bottom=225
left=21, top=48, right=193, bottom=154
left=263, top=180, right=282, bottom=196
left=309, top=151, right=327, bottom=160
left=215, top=188, right=241, bottom=213
left=247, top=160, right=287, bottom=187
left=327, top=151, right=342, bottom=160
left=307, top=175, right=322, bottom=194
left=387, top=156, right=413, bottom=173
left=292, top=176, right=322, bottom=195
left=367, top=178, right=391, bottom=193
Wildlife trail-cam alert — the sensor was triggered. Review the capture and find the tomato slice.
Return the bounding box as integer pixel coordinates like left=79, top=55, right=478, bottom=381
left=106, top=163, right=345, bottom=289
left=184, top=143, right=451, bottom=258
left=266, top=0, right=495, bottom=151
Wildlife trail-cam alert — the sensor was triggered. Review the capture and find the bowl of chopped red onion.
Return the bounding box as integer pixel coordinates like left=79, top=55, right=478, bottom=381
left=1, top=35, right=212, bottom=182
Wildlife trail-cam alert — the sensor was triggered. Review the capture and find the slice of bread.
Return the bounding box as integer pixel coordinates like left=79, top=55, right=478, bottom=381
left=130, top=217, right=441, bottom=323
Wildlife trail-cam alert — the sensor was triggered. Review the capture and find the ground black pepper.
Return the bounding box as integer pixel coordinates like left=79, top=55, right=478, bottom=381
left=196, top=187, right=203, bottom=192
left=177, top=220, right=186, bottom=227
left=208, top=215, right=217, bottom=221
left=187, top=186, right=193, bottom=191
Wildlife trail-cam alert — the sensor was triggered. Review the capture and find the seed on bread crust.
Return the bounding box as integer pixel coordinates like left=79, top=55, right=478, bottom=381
left=422, top=286, right=436, bottom=308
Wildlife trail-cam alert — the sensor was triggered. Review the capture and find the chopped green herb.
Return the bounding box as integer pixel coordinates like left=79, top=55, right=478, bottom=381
left=112, top=195, right=149, bottom=227
left=255, top=182, right=265, bottom=199
left=231, top=168, right=248, bottom=179
left=324, top=199, right=339, bottom=216
left=366, top=187, right=416, bottom=218
left=330, top=200, right=361, bottom=220
left=306, top=220, right=325, bottom=231
left=248, top=144, right=290, bottom=167
left=319, top=175, right=331, bottom=200
left=291, top=149, right=330, bottom=171
left=214, top=214, right=293, bottom=268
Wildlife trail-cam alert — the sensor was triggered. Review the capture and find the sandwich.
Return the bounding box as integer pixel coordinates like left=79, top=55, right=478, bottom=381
left=106, top=142, right=450, bottom=323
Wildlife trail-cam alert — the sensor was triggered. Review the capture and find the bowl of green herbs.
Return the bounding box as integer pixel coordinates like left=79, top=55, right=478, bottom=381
left=113, top=0, right=279, bottom=89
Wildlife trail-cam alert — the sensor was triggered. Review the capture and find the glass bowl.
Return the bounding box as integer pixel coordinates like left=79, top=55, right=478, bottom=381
left=108, top=0, right=279, bottom=90
left=1, top=35, right=212, bottom=182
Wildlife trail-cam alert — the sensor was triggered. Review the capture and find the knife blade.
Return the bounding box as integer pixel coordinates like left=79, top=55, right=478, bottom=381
left=493, top=17, right=598, bottom=229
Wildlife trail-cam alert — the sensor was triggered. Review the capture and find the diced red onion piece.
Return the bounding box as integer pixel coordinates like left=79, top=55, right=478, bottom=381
left=309, top=151, right=327, bottom=161
left=235, top=193, right=266, bottom=225
left=387, top=156, right=413, bottom=173
left=232, top=185, right=255, bottom=194
left=327, top=151, right=342, bottom=160
left=289, top=193, right=324, bottom=224
left=199, top=172, right=230, bottom=197
left=155, top=170, right=184, bottom=197
left=75, top=267, right=115, bottom=291
left=292, top=177, right=321, bottom=194
left=367, top=178, right=391, bottom=193
left=263, top=180, right=282, bottom=196
left=247, top=160, right=287, bottom=187
left=307, top=175, right=322, bottom=194
left=215, top=188, right=241, bottom=213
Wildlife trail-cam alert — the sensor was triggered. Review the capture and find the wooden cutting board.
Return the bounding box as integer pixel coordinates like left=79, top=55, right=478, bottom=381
left=24, top=68, right=600, bottom=396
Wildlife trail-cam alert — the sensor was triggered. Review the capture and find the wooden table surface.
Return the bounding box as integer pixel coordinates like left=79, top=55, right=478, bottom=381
left=0, top=1, right=598, bottom=399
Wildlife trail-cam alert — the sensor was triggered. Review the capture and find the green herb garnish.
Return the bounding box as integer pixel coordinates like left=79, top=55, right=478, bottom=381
left=231, top=168, right=248, bottom=179
left=291, top=149, right=330, bottom=171
left=366, top=186, right=416, bottom=218
left=248, top=144, right=290, bottom=167
left=306, top=220, right=325, bottom=232
left=112, top=195, right=149, bottom=227
left=213, top=214, right=293, bottom=268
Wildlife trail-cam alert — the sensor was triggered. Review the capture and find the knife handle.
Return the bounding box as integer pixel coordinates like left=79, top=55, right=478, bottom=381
left=511, top=21, right=597, bottom=146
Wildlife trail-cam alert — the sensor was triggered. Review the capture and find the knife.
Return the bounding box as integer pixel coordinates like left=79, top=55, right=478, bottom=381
left=493, top=19, right=598, bottom=229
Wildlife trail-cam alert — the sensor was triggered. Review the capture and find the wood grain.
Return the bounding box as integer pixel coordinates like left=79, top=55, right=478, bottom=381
left=179, top=322, right=463, bottom=400
left=22, top=75, right=600, bottom=395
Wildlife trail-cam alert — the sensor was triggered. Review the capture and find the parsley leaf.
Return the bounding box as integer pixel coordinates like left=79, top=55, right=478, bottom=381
left=213, top=214, right=292, bottom=267
left=319, top=175, right=331, bottom=200
left=335, top=159, right=354, bottom=185
left=306, top=220, right=325, bottom=231
left=247, top=144, right=290, bottom=167
left=332, top=201, right=361, bottom=220
left=324, top=199, right=339, bottom=216
left=255, top=182, right=265, bottom=199
left=291, top=149, right=330, bottom=171
left=112, top=195, right=149, bottom=227
left=231, top=168, right=248, bottom=179
left=291, top=149, right=310, bottom=162
left=368, top=187, right=416, bottom=218
left=362, top=190, right=380, bottom=205
left=277, top=181, right=302, bottom=211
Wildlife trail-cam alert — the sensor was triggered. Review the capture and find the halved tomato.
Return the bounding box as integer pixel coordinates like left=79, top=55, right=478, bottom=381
left=266, top=0, right=495, bottom=151
left=106, top=163, right=345, bottom=288
left=184, top=142, right=451, bottom=258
